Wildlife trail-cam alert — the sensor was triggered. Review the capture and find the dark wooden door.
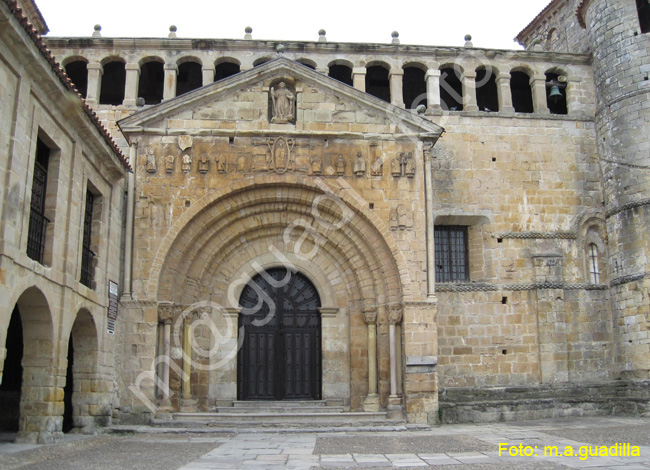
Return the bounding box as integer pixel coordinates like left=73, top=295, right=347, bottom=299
left=237, top=268, right=321, bottom=400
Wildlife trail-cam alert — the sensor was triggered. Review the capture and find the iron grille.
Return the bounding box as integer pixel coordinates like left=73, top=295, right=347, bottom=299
left=435, top=226, right=469, bottom=283
left=26, top=158, right=49, bottom=263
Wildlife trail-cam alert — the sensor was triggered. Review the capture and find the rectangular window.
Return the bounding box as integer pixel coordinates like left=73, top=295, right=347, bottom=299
left=80, top=189, right=95, bottom=288
left=638, top=0, right=650, bottom=34
left=27, top=138, right=50, bottom=263
left=435, top=226, right=469, bottom=283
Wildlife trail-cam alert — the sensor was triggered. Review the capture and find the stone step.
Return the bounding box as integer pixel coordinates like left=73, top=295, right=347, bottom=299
left=232, top=400, right=329, bottom=408
left=217, top=406, right=347, bottom=414
left=156, top=411, right=397, bottom=428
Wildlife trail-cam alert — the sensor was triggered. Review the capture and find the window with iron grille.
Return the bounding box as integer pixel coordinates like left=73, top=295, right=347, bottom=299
left=588, top=243, right=600, bottom=285
left=80, top=190, right=95, bottom=288
left=27, top=139, right=50, bottom=263
left=435, top=226, right=469, bottom=283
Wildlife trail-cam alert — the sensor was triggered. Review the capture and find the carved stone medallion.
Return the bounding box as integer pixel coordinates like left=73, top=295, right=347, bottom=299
left=267, top=137, right=295, bottom=174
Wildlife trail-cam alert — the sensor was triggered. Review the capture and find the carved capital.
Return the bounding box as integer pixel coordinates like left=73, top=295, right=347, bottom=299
left=362, top=307, right=377, bottom=325
left=388, top=304, right=403, bottom=325
left=158, top=302, right=174, bottom=322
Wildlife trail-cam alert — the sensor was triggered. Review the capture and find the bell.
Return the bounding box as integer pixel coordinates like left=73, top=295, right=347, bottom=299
left=548, top=85, right=563, bottom=103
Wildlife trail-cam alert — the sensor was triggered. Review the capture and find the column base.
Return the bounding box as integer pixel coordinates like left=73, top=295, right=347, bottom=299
left=180, top=398, right=199, bottom=413
left=387, top=395, right=404, bottom=420
left=363, top=393, right=380, bottom=412
left=155, top=398, right=174, bottom=419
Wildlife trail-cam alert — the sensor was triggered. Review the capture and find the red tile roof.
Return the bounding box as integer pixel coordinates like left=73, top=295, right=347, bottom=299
left=2, top=0, right=131, bottom=171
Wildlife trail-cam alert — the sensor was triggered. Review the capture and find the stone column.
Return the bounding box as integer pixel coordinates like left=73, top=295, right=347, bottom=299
left=123, top=150, right=135, bottom=297
left=389, top=69, right=405, bottom=108
left=496, top=72, right=515, bottom=114
left=156, top=302, right=173, bottom=414
left=202, top=66, right=215, bottom=86
left=462, top=70, right=479, bottom=112
left=163, top=63, right=177, bottom=101
left=362, top=307, right=379, bottom=412
left=85, top=62, right=103, bottom=105
left=531, top=74, right=550, bottom=114
left=124, top=63, right=140, bottom=106
left=353, top=67, right=366, bottom=93
left=387, top=304, right=404, bottom=419
left=213, top=308, right=241, bottom=407
left=180, top=314, right=197, bottom=412
left=425, top=69, right=442, bottom=114
left=423, top=142, right=436, bottom=297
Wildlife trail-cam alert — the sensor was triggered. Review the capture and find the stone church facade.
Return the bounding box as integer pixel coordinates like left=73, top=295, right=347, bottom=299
left=1, top=0, right=649, bottom=442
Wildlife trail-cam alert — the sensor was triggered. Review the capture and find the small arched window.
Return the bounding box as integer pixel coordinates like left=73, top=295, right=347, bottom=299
left=138, top=60, right=164, bottom=105
left=328, top=64, right=353, bottom=86
left=439, top=67, right=463, bottom=111
left=215, top=61, right=240, bottom=81
left=588, top=243, right=600, bottom=284
left=176, top=61, right=202, bottom=96
left=546, top=72, right=567, bottom=115
left=476, top=67, right=499, bottom=112
left=99, top=60, right=126, bottom=105
left=510, top=71, right=534, bottom=113
left=64, top=60, right=88, bottom=98
left=402, top=66, right=427, bottom=110
left=366, top=65, right=390, bottom=103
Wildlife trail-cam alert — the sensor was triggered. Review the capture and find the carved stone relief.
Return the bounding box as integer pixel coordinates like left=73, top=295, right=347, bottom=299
left=198, top=153, right=209, bottom=174
left=165, top=154, right=175, bottom=174
left=146, top=147, right=157, bottom=173
left=178, top=135, right=193, bottom=152
left=335, top=154, right=346, bottom=176
left=182, top=153, right=192, bottom=173
left=370, top=156, right=383, bottom=176
left=311, top=155, right=322, bottom=175
left=267, top=137, right=296, bottom=173
left=353, top=151, right=366, bottom=176
left=391, top=152, right=415, bottom=178
left=389, top=204, right=413, bottom=230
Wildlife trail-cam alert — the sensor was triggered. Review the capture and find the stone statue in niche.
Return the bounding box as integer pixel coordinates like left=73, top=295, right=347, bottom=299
left=391, top=156, right=402, bottom=177
left=353, top=151, right=366, bottom=176
left=165, top=154, right=175, bottom=173
left=146, top=147, right=156, bottom=173
left=198, top=153, right=209, bottom=174
left=404, top=152, right=415, bottom=178
left=270, top=82, right=295, bottom=123
left=182, top=153, right=192, bottom=173
left=371, top=156, right=383, bottom=176
left=335, top=154, right=346, bottom=176
left=311, top=155, right=322, bottom=175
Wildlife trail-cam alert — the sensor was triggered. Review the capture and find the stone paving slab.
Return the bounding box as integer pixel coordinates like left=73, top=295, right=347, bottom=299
left=314, top=435, right=496, bottom=455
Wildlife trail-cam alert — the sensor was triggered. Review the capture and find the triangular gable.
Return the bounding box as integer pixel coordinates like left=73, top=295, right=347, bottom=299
left=118, top=57, right=444, bottom=139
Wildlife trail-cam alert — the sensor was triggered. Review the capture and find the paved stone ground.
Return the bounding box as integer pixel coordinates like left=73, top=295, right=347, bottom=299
left=1, top=416, right=649, bottom=469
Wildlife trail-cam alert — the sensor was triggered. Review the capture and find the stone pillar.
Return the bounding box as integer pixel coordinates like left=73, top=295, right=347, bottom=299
left=462, top=70, right=479, bottom=112
left=163, top=63, right=177, bottom=102
left=533, top=253, right=568, bottom=383
left=156, top=302, right=173, bottom=414
left=565, top=79, right=580, bottom=115
left=362, top=307, right=379, bottom=412
left=496, top=72, right=515, bottom=114
left=213, top=307, right=240, bottom=407
left=402, top=302, right=439, bottom=424
left=389, top=69, right=405, bottom=108
left=353, top=67, right=366, bottom=93
left=85, top=62, right=103, bottom=105
left=202, top=66, right=215, bottom=86
left=425, top=69, right=442, bottom=114
left=387, top=304, right=403, bottom=419
left=531, top=74, right=550, bottom=114
left=124, top=63, right=140, bottom=106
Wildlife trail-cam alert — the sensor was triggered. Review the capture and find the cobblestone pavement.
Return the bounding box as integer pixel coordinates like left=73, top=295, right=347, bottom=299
left=1, top=416, right=650, bottom=469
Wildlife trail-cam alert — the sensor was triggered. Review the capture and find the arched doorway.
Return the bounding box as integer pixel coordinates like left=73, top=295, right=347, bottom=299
left=0, top=307, right=23, bottom=432
left=63, top=310, right=99, bottom=433
left=237, top=268, right=322, bottom=401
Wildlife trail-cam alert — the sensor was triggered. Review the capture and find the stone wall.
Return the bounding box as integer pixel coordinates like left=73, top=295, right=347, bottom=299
left=0, top=0, right=127, bottom=442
